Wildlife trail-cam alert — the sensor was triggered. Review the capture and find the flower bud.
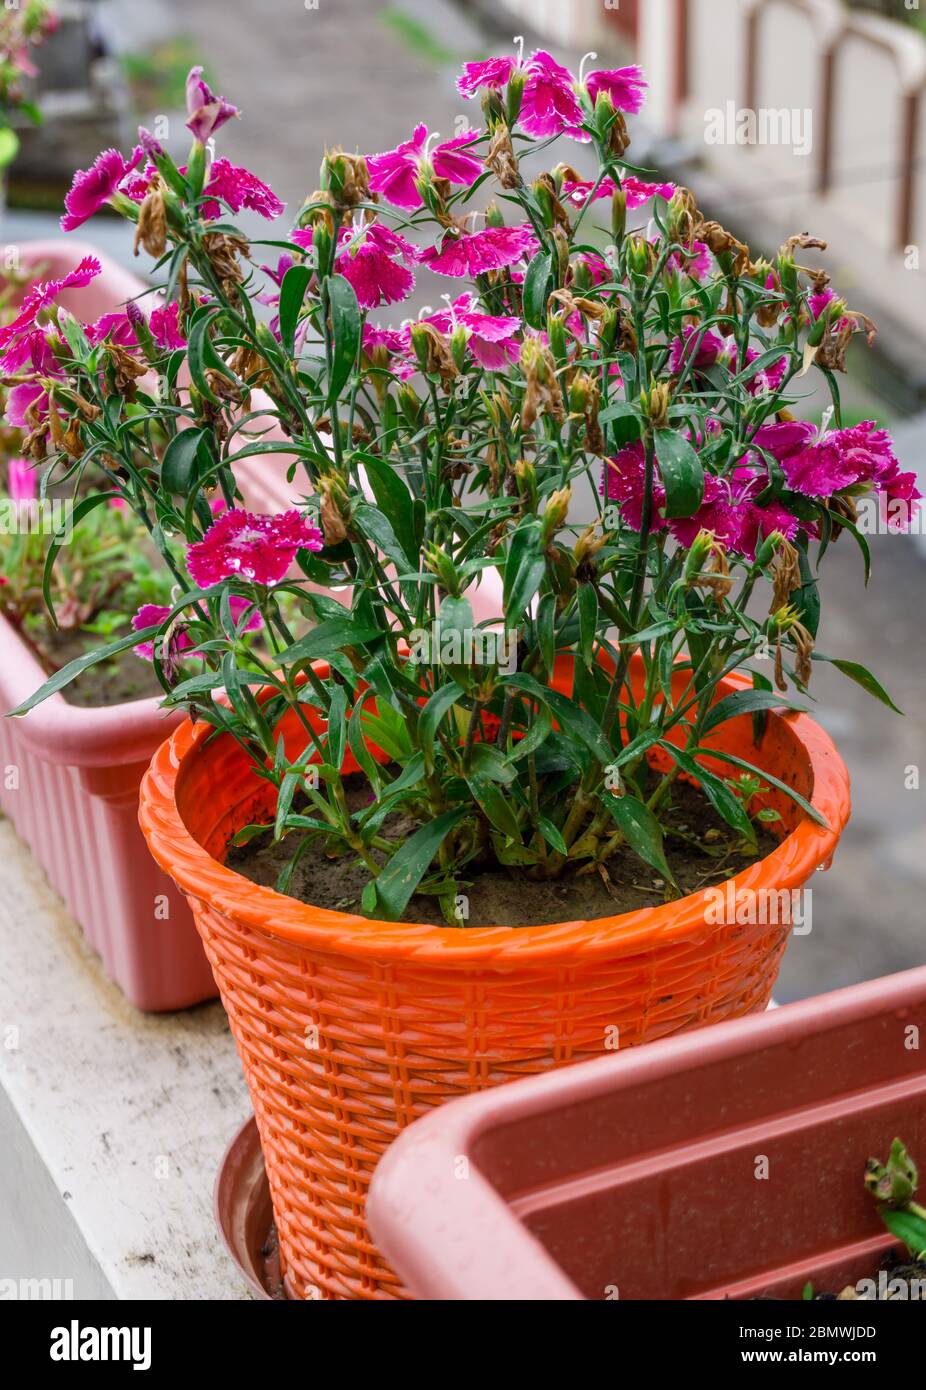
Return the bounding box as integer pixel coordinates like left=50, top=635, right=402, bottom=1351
left=450, top=323, right=469, bottom=374
left=312, top=221, right=332, bottom=274
left=398, top=383, right=422, bottom=425
left=611, top=188, right=627, bottom=245
left=592, top=90, right=616, bottom=142
left=546, top=309, right=568, bottom=366
left=642, top=379, right=672, bottom=430
left=541, top=485, right=572, bottom=548
left=506, top=69, right=526, bottom=126
left=424, top=542, right=462, bottom=597
left=484, top=199, right=506, bottom=229
left=481, top=87, right=504, bottom=126
left=683, top=530, right=715, bottom=582
left=753, top=529, right=785, bottom=570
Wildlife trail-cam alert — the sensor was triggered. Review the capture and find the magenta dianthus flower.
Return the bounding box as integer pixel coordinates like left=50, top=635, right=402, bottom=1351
left=6, top=458, right=36, bottom=504
left=60, top=148, right=143, bottom=232
left=186, top=509, right=323, bottom=587
left=201, top=159, right=285, bottom=221
left=422, top=223, right=538, bottom=278
left=0, top=256, right=102, bottom=348
left=149, top=302, right=187, bottom=350
left=334, top=222, right=420, bottom=309
left=583, top=65, right=648, bottom=115
left=132, top=597, right=262, bottom=661
left=185, top=66, right=239, bottom=144
left=367, top=124, right=483, bottom=210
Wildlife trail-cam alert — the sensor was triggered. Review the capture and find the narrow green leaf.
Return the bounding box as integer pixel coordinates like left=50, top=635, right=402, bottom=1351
left=812, top=654, right=903, bottom=715
left=522, top=250, right=553, bottom=330
left=654, top=430, right=704, bottom=519
left=661, top=744, right=757, bottom=847
left=279, top=263, right=314, bottom=356
left=599, top=791, right=677, bottom=887
left=326, top=274, right=361, bottom=398
left=374, top=807, right=469, bottom=919
left=701, top=688, right=808, bottom=736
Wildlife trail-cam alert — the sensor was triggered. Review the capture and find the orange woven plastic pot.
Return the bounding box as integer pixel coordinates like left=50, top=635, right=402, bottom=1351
left=138, top=655, right=850, bottom=1299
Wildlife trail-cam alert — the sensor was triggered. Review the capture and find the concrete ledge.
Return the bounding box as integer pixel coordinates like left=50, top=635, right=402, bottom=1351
left=0, top=820, right=252, bottom=1300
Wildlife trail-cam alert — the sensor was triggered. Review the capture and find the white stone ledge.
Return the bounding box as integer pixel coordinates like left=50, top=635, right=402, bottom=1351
left=0, top=821, right=252, bottom=1300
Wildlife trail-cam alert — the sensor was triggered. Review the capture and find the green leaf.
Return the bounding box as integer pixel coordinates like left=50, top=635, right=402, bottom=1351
left=466, top=776, right=522, bottom=841
left=537, top=815, right=567, bottom=855
left=467, top=743, right=516, bottom=784
left=812, top=654, right=903, bottom=715
left=793, top=540, right=820, bottom=639
left=879, top=1209, right=926, bottom=1261
left=374, top=807, right=469, bottom=919
left=274, top=770, right=301, bottom=841
left=355, top=451, right=417, bottom=564
left=690, top=746, right=831, bottom=829
left=504, top=521, right=545, bottom=627
left=661, top=745, right=757, bottom=847
left=161, top=427, right=209, bottom=496
left=41, top=491, right=120, bottom=627
left=577, top=585, right=598, bottom=670
left=522, top=250, right=553, bottom=330
left=599, top=792, right=677, bottom=887
left=418, top=682, right=463, bottom=761
left=701, top=688, right=808, bottom=736
left=7, top=626, right=160, bottom=715
left=278, top=263, right=314, bottom=356
left=187, top=310, right=235, bottom=405
left=324, top=684, right=348, bottom=772
left=654, top=430, right=704, bottom=519
left=276, top=617, right=381, bottom=665
left=325, top=274, right=361, bottom=398
left=506, top=672, right=613, bottom=767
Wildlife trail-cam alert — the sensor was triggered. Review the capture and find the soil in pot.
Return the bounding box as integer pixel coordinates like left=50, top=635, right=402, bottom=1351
left=37, top=626, right=166, bottom=707
left=797, top=1249, right=926, bottom=1302
left=226, top=774, right=779, bottom=927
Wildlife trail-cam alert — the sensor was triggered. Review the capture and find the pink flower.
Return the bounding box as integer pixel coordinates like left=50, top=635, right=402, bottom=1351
left=602, top=442, right=667, bottom=533
left=0, top=256, right=102, bottom=348
left=6, top=458, right=36, bottom=503
left=363, top=323, right=415, bottom=378
left=186, top=509, right=323, bottom=587
left=367, top=124, right=483, bottom=210
left=422, top=223, right=539, bottom=278
left=456, top=55, right=518, bottom=98
left=668, top=239, right=711, bottom=281
left=669, top=467, right=800, bottom=559
left=519, top=51, right=584, bottom=138
left=132, top=596, right=262, bottom=661
left=200, top=159, right=285, bottom=221
left=149, top=302, right=187, bottom=350
left=584, top=65, right=648, bottom=115
left=4, top=381, right=48, bottom=430
left=409, top=294, right=522, bottom=371
left=334, top=222, right=420, bottom=309
left=561, top=174, right=674, bottom=209
left=457, top=49, right=584, bottom=138
left=85, top=311, right=137, bottom=347
left=668, top=325, right=729, bottom=374
left=185, top=66, right=239, bottom=143
left=60, top=148, right=142, bottom=232
left=753, top=420, right=817, bottom=463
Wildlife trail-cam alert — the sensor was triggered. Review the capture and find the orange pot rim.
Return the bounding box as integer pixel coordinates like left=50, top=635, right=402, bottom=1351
left=138, top=667, right=851, bottom=964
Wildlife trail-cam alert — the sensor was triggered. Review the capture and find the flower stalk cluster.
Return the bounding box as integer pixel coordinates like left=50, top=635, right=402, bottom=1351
left=4, top=50, right=914, bottom=923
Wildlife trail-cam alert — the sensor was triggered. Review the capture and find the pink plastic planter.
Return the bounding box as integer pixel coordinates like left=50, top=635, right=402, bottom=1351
left=368, top=966, right=926, bottom=1300
left=2, top=241, right=506, bottom=1010
left=0, top=241, right=302, bottom=1010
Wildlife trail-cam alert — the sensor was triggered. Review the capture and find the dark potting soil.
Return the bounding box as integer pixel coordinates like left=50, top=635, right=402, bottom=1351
left=226, top=776, right=779, bottom=927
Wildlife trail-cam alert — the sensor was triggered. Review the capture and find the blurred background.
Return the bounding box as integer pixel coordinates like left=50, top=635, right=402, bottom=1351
left=2, top=0, right=924, bottom=1001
